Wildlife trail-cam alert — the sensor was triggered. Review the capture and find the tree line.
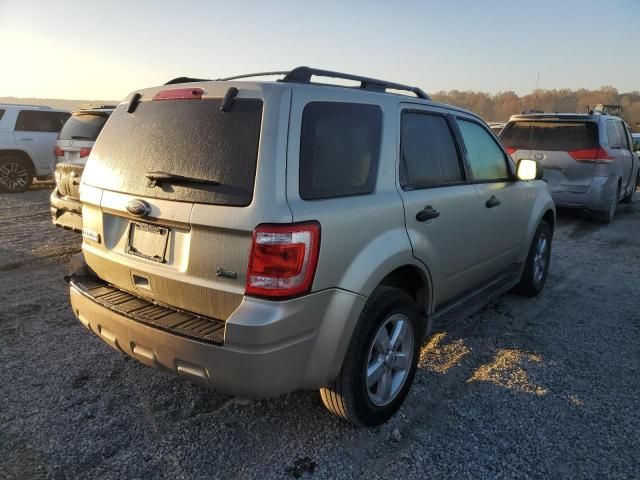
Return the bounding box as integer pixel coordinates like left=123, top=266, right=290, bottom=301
left=430, top=87, right=640, bottom=131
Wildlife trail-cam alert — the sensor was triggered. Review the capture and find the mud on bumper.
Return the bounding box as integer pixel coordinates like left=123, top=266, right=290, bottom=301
left=50, top=189, right=82, bottom=232
left=69, top=274, right=366, bottom=398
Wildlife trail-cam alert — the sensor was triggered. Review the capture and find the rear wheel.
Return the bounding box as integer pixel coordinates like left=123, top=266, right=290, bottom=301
left=320, top=287, right=422, bottom=427
left=0, top=156, right=33, bottom=193
left=513, top=220, right=552, bottom=297
left=589, top=183, right=619, bottom=224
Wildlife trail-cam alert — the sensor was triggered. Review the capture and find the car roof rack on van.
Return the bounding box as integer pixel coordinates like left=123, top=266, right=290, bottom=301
left=214, top=67, right=431, bottom=100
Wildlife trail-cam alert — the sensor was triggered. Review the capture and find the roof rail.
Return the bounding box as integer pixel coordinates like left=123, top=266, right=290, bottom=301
left=215, top=71, right=289, bottom=81
left=281, top=66, right=430, bottom=99
left=82, top=104, right=117, bottom=110
left=164, top=77, right=211, bottom=85
left=0, top=103, right=52, bottom=109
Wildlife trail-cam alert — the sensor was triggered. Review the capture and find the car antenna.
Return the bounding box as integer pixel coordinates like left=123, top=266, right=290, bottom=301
left=528, top=71, right=540, bottom=154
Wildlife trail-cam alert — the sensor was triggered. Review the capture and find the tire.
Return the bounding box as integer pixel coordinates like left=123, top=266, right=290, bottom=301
left=320, top=286, right=423, bottom=427
left=589, top=183, right=619, bottom=224
left=513, top=220, right=552, bottom=297
left=0, top=156, right=33, bottom=193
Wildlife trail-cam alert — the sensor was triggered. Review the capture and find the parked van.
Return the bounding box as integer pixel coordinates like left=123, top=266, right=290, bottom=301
left=500, top=112, right=639, bottom=223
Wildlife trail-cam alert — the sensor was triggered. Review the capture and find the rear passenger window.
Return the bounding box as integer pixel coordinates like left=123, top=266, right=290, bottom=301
left=457, top=119, right=510, bottom=181
left=606, top=121, right=622, bottom=148
left=615, top=122, right=630, bottom=150
left=299, top=102, right=382, bottom=200
left=15, top=111, right=68, bottom=132
left=400, top=112, right=463, bottom=189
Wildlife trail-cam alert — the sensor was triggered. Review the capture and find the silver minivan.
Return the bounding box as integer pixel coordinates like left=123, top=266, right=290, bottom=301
left=68, top=67, right=555, bottom=426
left=500, top=112, right=639, bottom=223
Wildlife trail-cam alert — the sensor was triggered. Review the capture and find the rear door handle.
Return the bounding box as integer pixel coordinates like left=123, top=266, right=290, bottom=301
left=485, top=195, right=501, bottom=208
left=416, top=205, right=440, bottom=221
left=19, top=137, right=34, bottom=141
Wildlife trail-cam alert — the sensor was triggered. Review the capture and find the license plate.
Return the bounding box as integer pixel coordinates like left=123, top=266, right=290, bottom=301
left=126, top=222, right=169, bottom=263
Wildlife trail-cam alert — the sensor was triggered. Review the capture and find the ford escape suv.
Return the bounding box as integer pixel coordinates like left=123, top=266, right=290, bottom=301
left=500, top=112, right=639, bottom=223
left=51, top=106, right=115, bottom=232
left=69, top=67, right=555, bottom=426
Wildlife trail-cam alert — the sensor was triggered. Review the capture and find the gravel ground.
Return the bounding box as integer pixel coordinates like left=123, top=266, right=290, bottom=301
left=1, top=188, right=639, bottom=479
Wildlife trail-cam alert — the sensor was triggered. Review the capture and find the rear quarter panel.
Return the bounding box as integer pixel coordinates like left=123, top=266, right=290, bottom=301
left=284, top=88, right=421, bottom=299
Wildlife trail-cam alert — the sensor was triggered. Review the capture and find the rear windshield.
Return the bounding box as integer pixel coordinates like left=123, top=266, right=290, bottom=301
left=83, top=98, right=263, bottom=206
left=500, top=121, right=598, bottom=151
left=59, top=112, right=110, bottom=141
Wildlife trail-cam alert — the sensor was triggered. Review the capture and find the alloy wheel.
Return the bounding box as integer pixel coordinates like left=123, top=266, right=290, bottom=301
left=366, top=313, right=414, bottom=407
left=532, top=233, right=549, bottom=285
left=0, top=162, right=29, bottom=191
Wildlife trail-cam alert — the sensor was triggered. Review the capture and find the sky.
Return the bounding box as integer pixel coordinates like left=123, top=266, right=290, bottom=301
left=0, top=0, right=638, bottom=100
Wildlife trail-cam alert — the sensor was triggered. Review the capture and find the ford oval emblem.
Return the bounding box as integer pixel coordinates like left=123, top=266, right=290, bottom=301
left=126, top=199, right=151, bottom=217
left=534, top=152, right=545, bottom=161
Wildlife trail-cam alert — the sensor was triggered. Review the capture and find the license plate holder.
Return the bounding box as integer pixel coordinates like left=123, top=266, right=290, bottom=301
left=126, top=222, right=169, bottom=263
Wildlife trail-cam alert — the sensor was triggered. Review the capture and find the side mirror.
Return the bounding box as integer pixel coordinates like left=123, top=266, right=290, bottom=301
left=517, top=159, right=543, bottom=181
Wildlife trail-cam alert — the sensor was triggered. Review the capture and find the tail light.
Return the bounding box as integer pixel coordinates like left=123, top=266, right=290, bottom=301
left=569, top=147, right=613, bottom=163
left=79, top=147, right=92, bottom=158
left=245, top=222, right=320, bottom=298
left=153, top=87, right=204, bottom=101
left=505, top=147, right=517, bottom=155
left=53, top=145, right=64, bottom=157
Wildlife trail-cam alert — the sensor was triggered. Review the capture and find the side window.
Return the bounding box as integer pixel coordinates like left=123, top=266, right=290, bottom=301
left=606, top=121, right=621, bottom=148
left=15, top=111, right=66, bottom=133
left=0, top=109, right=4, bottom=122
left=299, top=102, right=382, bottom=200
left=400, top=111, right=463, bottom=189
left=456, top=119, right=510, bottom=181
left=616, top=122, right=630, bottom=150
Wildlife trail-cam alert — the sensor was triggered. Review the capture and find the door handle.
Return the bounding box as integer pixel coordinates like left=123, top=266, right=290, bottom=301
left=485, top=195, right=501, bottom=208
left=19, top=137, right=34, bottom=141
left=416, top=205, right=440, bottom=221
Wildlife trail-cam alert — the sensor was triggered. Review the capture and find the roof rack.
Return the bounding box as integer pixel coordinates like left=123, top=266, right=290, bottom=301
left=280, top=67, right=430, bottom=99
left=215, top=67, right=430, bottom=99
left=167, top=67, right=430, bottom=100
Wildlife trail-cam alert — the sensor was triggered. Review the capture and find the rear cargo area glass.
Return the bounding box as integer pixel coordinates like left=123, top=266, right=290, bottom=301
left=59, top=113, right=109, bottom=141
left=83, top=98, right=263, bottom=206
left=500, top=121, right=598, bottom=151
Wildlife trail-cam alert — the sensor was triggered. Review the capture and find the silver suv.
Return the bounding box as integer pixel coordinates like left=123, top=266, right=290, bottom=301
left=500, top=112, right=640, bottom=223
left=68, top=67, right=555, bottom=426
left=0, top=104, right=70, bottom=192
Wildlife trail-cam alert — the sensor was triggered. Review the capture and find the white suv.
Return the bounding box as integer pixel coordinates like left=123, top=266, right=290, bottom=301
left=0, top=104, right=70, bottom=193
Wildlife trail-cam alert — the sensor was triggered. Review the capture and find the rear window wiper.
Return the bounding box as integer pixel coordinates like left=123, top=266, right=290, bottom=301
left=145, top=171, right=220, bottom=188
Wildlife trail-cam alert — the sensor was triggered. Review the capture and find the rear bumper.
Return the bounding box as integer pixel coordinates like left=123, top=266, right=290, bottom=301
left=69, top=274, right=366, bottom=398
left=50, top=189, right=82, bottom=232
left=551, top=176, right=617, bottom=212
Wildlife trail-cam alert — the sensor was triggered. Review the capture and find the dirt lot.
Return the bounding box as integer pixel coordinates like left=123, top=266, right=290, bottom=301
left=1, top=187, right=639, bottom=479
